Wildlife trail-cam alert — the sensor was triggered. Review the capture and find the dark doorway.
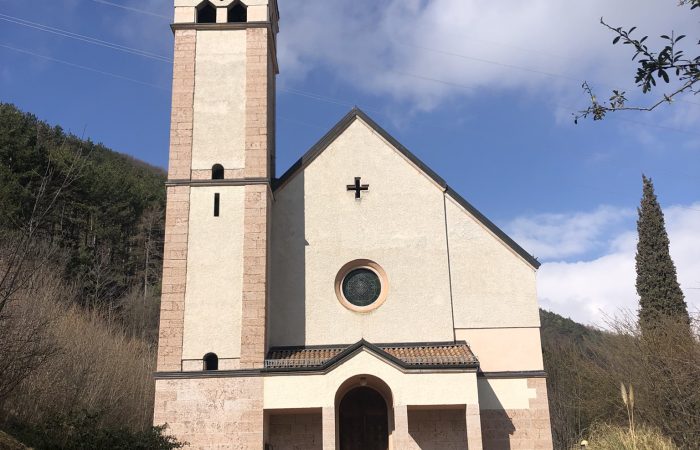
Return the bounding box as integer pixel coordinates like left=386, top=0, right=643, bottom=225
left=339, top=387, right=389, bottom=450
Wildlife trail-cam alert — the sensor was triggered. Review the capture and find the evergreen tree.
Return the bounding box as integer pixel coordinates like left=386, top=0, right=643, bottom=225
left=635, top=175, right=689, bottom=331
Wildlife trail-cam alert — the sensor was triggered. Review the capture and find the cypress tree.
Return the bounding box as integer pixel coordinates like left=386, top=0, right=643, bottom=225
left=635, top=175, right=689, bottom=331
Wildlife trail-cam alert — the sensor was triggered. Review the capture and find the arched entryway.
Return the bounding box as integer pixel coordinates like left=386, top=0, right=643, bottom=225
left=338, top=386, right=389, bottom=450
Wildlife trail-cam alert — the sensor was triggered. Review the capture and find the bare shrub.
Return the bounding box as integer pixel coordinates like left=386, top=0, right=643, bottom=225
left=118, top=286, right=161, bottom=345
left=584, top=423, right=678, bottom=450
left=0, top=266, right=156, bottom=432
left=0, top=253, right=66, bottom=403
left=545, top=311, right=700, bottom=449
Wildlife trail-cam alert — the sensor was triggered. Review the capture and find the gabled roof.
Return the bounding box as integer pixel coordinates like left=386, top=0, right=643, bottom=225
left=264, top=340, right=479, bottom=373
left=273, top=108, right=540, bottom=269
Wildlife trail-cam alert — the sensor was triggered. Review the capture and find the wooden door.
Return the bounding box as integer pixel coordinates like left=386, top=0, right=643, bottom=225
left=339, top=387, right=389, bottom=450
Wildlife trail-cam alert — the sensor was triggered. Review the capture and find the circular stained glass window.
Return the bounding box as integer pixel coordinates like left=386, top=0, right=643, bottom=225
left=342, top=268, right=382, bottom=307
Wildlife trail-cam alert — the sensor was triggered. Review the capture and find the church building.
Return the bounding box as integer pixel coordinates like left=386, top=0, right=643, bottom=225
left=154, top=1, right=553, bottom=449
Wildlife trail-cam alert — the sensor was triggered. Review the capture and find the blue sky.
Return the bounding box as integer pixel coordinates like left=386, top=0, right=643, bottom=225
left=1, top=0, right=698, bottom=324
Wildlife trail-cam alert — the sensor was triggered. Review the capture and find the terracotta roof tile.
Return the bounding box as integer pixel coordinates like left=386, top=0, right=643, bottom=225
left=264, top=341, right=477, bottom=370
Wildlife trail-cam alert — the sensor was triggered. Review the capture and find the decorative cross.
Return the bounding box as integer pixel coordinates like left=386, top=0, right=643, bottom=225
left=346, top=177, right=369, bottom=199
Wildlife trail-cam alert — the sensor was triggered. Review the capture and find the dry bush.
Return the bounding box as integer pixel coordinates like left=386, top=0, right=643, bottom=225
left=0, top=265, right=156, bottom=433
left=0, top=260, right=66, bottom=403
left=583, top=423, right=678, bottom=450
left=118, top=286, right=162, bottom=345
left=545, top=312, right=700, bottom=449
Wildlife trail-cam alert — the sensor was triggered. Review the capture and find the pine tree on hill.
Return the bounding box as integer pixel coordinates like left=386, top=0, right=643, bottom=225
left=635, top=175, right=689, bottom=332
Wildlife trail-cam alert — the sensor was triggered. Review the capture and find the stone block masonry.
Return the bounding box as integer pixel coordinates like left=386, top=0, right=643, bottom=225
left=245, top=27, right=271, bottom=179
left=153, top=377, right=264, bottom=448
left=267, top=412, right=323, bottom=450
left=168, top=29, right=196, bottom=181
left=406, top=408, right=469, bottom=450
left=480, top=378, right=553, bottom=450
left=240, top=184, right=270, bottom=368
left=156, top=185, right=191, bottom=372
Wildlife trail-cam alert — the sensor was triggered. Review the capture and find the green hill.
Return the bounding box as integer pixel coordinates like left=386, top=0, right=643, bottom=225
left=0, top=103, right=167, bottom=306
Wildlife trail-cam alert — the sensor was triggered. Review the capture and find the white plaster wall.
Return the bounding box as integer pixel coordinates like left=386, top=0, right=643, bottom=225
left=191, top=30, right=247, bottom=172
left=263, top=350, right=478, bottom=409
left=446, top=196, right=540, bottom=329
left=182, top=186, right=245, bottom=361
left=477, top=378, right=537, bottom=410
left=173, top=7, right=194, bottom=23
left=455, top=328, right=544, bottom=372
left=270, top=118, right=454, bottom=347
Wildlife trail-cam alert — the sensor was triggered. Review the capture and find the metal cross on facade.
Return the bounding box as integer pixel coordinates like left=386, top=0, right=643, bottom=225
left=346, top=177, right=369, bottom=199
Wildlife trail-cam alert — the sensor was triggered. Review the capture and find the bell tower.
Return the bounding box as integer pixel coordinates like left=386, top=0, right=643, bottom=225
left=154, top=0, right=278, bottom=446
left=157, top=0, right=278, bottom=373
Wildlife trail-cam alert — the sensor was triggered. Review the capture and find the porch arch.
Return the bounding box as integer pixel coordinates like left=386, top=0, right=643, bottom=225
left=335, top=375, right=394, bottom=450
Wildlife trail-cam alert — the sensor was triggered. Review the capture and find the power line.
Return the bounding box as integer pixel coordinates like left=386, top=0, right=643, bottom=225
left=396, top=41, right=580, bottom=82
left=0, top=13, right=171, bottom=63
left=401, top=40, right=700, bottom=108
left=3, top=15, right=698, bottom=137
left=77, top=0, right=700, bottom=110
left=0, top=43, right=168, bottom=90
left=279, top=87, right=385, bottom=116
left=89, top=0, right=171, bottom=20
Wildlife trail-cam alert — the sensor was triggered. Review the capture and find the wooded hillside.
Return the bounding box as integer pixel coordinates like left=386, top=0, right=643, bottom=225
left=0, top=102, right=167, bottom=311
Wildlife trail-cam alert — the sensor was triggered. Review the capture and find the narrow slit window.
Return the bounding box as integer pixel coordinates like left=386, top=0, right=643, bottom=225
left=214, top=193, right=220, bottom=217
left=203, top=353, right=218, bottom=371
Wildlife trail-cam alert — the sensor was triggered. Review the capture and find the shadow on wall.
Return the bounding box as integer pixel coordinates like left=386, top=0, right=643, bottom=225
left=408, top=408, right=468, bottom=450
left=266, top=410, right=323, bottom=450
left=270, top=171, right=306, bottom=346
left=478, top=380, right=516, bottom=450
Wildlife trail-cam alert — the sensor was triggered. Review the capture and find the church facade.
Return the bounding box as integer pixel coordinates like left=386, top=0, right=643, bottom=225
left=154, top=1, right=553, bottom=449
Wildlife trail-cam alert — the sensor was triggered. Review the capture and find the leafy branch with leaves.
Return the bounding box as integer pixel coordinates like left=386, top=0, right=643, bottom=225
left=575, top=2, right=699, bottom=122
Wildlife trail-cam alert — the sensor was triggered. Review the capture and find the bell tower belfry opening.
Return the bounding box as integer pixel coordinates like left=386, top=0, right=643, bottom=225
left=154, top=0, right=279, bottom=447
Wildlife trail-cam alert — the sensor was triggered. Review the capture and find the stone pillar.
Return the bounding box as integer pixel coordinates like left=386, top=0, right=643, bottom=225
left=239, top=25, right=274, bottom=369
left=393, top=405, right=411, bottom=449
left=156, top=27, right=196, bottom=373
left=322, top=407, right=336, bottom=450
left=466, top=404, right=483, bottom=450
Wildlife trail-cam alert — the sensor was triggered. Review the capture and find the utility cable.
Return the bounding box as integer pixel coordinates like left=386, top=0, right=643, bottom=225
left=0, top=13, right=171, bottom=63
left=0, top=43, right=168, bottom=90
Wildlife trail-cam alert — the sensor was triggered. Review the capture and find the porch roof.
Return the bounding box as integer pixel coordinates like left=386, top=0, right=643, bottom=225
left=265, top=340, right=479, bottom=371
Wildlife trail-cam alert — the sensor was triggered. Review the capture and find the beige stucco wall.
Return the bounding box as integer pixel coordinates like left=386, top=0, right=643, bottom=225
left=446, top=196, right=540, bottom=329
left=455, top=328, right=544, bottom=372
left=477, top=378, right=537, bottom=410
left=270, top=118, right=454, bottom=347
left=264, top=350, right=478, bottom=409
left=191, top=30, right=247, bottom=172
left=182, top=186, right=245, bottom=361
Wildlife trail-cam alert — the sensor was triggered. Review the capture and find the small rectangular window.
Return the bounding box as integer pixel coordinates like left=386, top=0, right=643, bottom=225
left=214, top=193, right=220, bottom=217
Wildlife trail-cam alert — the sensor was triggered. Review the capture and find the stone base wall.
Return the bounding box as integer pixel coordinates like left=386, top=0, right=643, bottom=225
left=154, top=377, right=263, bottom=449
left=480, top=378, right=552, bottom=450
left=406, top=408, right=468, bottom=450
left=267, top=412, right=322, bottom=450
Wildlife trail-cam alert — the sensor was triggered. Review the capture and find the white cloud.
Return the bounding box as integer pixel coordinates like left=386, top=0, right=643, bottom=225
left=529, top=203, right=700, bottom=326
left=508, top=205, right=634, bottom=260
left=278, top=0, right=699, bottom=113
